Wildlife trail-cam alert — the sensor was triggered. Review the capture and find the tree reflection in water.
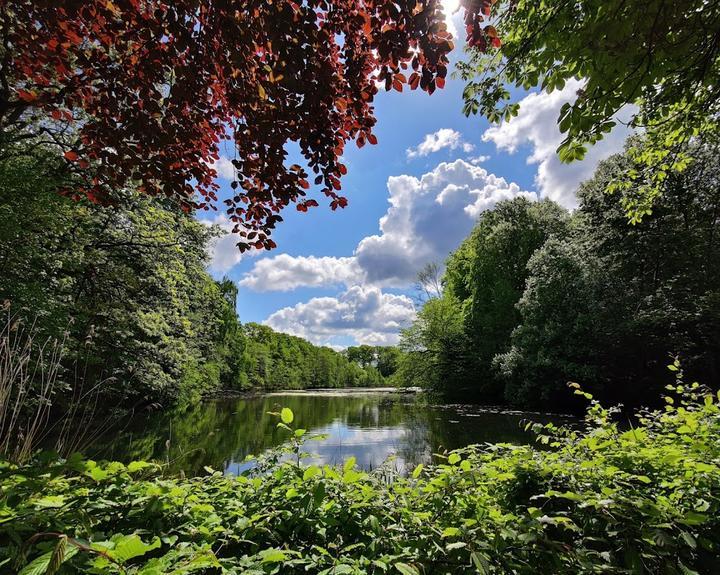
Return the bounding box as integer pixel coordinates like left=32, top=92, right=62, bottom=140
left=90, top=391, right=573, bottom=475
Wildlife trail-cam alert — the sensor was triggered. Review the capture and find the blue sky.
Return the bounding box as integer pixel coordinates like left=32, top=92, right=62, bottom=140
left=199, top=6, right=633, bottom=349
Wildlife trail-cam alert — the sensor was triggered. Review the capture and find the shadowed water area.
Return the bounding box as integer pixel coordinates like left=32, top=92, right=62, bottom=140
left=91, top=390, right=573, bottom=475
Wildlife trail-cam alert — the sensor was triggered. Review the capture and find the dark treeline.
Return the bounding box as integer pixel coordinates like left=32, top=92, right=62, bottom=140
left=0, top=146, right=386, bottom=409
left=398, top=136, right=720, bottom=411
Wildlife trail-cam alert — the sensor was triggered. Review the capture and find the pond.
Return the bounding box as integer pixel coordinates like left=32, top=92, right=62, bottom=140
left=92, top=389, right=574, bottom=475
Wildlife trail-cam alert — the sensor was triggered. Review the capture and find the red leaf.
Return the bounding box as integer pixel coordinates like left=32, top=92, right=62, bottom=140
left=17, top=90, right=37, bottom=103
left=7, top=0, right=455, bottom=255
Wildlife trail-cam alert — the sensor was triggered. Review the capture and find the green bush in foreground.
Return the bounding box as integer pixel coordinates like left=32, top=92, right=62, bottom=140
left=2, top=379, right=720, bottom=574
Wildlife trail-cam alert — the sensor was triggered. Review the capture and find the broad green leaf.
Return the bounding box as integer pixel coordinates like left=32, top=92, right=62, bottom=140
left=281, top=408, right=294, bottom=425
left=395, top=562, right=419, bottom=575
left=303, top=465, right=320, bottom=481
left=259, top=549, right=288, bottom=563
left=19, top=547, right=78, bottom=575
left=470, top=552, right=490, bottom=575
left=97, top=534, right=161, bottom=563
left=32, top=495, right=66, bottom=508
left=128, top=461, right=153, bottom=473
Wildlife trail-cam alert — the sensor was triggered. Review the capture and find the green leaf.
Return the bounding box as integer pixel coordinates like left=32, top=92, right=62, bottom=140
left=681, top=531, right=697, bottom=549
left=32, top=495, right=66, bottom=509
left=259, top=549, right=288, bottom=563
left=470, top=552, right=491, bottom=575
left=448, top=453, right=461, bottom=465
left=19, top=547, right=78, bottom=575
left=681, top=512, right=708, bottom=526
left=395, top=562, right=420, bottom=575
left=86, top=465, right=109, bottom=482
left=313, top=482, right=326, bottom=507
left=678, top=561, right=700, bottom=575
left=620, top=428, right=647, bottom=442
left=97, top=534, right=161, bottom=563
left=128, top=461, right=153, bottom=473
left=303, top=465, right=320, bottom=481
left=281, top=407, right=294, bottom=425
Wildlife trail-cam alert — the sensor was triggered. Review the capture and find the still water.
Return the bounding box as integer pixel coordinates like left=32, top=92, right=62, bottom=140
left=94, top=389, right=573, bottom=475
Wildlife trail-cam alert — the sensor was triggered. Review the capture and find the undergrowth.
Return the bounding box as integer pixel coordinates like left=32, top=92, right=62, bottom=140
left=1, top=369, right=719, bottom=574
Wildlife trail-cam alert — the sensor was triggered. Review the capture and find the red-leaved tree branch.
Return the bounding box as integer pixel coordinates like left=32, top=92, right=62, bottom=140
left=1, top=0, right=498, bottom=251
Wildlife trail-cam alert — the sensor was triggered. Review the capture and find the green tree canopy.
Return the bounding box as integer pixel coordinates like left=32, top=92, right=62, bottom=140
left=0, top=144, right=391, bottom=409
left=458, top=0, right=720, bottom=219
left=499, top=137, right=720, bottom=408
left=399, top=198, right=568, bottom=399
left=398, top=135, right=720, bottom=409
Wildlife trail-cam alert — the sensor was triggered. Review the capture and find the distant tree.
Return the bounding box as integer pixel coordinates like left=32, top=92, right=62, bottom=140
left=414, top=262, right=443, bottom=303
left=2, top=0, right=455, bottom=250
left=458, top=0, right=720, bottom=220
left=241, top=324, right=384, bottom=390
left=398, top=294, right=468, bottom=392
left=376, top=346, right=402, bottom=378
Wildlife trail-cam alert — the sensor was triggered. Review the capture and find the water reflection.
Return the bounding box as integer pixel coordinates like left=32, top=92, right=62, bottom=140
left=92, top=391, right=572, bottom=475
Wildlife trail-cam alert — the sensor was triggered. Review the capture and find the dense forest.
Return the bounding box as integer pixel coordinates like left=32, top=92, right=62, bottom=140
left=0, top=145, right=388, bottom=410
left=397, top=136, right=720, bottom=410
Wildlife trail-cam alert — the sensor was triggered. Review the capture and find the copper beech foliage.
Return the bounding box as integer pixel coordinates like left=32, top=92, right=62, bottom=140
left=0, top=0, right=497, bottom=251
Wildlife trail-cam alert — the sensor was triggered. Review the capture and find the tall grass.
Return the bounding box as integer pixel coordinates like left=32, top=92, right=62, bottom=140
left=0, top=307, right=112, bottom=463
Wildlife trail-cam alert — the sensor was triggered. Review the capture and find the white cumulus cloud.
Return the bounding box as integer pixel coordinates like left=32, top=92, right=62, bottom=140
left=239, top=159, right=533, bottom=291
left=355, top=159, right=535, bottom=286
left=264, top=285, right=416, bottom=346
left=482, top=79, right=634, bottom=208
left=406, top=128, right=474, bottom=159
left=468, top=154, right=490, bottom=165
left=239, top=255, right=363, bottom=291
left=242, top=160, right=535, bottom=345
